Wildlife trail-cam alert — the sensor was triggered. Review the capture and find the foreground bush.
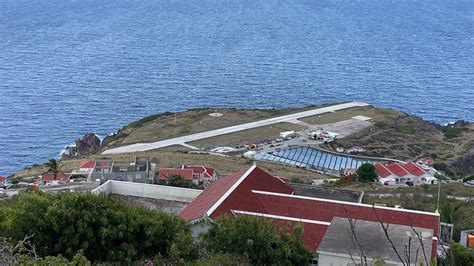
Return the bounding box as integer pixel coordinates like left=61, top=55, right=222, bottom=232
left=0, top=192, right=196, bottom=263
left=201, top=215, right=312, bottom=265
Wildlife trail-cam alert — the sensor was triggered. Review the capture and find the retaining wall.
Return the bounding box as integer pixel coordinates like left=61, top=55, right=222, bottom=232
left=92, top=180, right=202, bottom=202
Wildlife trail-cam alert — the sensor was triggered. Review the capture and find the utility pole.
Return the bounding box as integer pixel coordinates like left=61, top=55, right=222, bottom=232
left=436, top=180, right=441, bottom=213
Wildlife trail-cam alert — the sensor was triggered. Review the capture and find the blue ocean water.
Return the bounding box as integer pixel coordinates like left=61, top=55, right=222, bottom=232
left=0, top=0, right=473, bottom=176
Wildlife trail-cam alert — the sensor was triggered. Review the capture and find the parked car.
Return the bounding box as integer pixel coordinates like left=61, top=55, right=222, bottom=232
left=464, top=180, right=474, bottom=187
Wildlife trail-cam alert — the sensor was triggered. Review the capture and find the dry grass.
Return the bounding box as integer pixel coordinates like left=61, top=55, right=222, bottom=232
left=13, top=150, right=328, bottom=182
left=104, top=105, right=329, bottom=150
left=299, top=106, right=401, bottom=125
left=188, top=122, right=306, bottom=149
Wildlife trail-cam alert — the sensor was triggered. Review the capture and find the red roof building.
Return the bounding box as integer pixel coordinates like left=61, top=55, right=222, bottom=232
left=0, top=176, right=6, bottom=183
left=374, top=163, right=394, bottom=179
left=179, top=165, right=293, bottom=222
left=386, top=162, right=410, bottom=177
left=79, top=160, right=96, bottom=169
left=159, top=168, right=194, bottom=181
left=401, top=162, right=428, bottom=177
left=180, top=165, right=215, bottom=179
left=375, top=162, right=436, bottom=185
left=159, top=165, right=216, bottom=185
left=179, top=165, right=440, bottom=259
left=41, top=173, right=69, bottom=181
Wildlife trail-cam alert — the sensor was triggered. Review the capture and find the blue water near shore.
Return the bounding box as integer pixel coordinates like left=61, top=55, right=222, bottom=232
left=0, top=0, right=473, bottom=176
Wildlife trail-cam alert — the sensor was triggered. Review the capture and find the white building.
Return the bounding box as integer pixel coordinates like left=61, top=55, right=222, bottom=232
left=375, top=162, right=437, bottom=185
left=280, top=131, right=297, bottom=140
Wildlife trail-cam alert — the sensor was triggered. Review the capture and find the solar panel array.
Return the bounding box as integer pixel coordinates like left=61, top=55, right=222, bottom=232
left=254, top=147, right=377, bottom=172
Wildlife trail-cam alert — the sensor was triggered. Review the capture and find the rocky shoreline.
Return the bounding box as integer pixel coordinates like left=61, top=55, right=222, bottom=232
left=62, top=133, right=102, bottom=158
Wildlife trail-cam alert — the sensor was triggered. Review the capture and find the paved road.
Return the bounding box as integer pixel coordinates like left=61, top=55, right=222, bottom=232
left=103, top=101, right=370, bottom=155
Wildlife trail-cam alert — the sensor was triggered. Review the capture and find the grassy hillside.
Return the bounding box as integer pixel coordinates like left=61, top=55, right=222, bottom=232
left=331, top=108, right=473, bottom=175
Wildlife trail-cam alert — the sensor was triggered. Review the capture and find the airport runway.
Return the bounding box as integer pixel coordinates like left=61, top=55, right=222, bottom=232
left=102, top=101, right=370, bottom=155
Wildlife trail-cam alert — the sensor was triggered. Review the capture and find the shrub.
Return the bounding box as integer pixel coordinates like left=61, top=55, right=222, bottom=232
left=166, top=174, right=198, bottom=188
left=442, top=127, right=467, bottom=139
left=201, top=215, right=312, bottom=265
left=0, top=192, right=196, bottom=263
left=356, top=163, right=377, bottom=183
left=433, top=162, right=447, bottom=171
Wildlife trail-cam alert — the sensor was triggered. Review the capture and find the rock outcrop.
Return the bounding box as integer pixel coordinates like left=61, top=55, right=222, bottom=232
left=447, top=120, right=470, bottom=128
left=63, top=133, right=101, bottom=157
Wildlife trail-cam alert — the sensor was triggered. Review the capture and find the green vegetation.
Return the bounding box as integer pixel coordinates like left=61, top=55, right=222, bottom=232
left=433, top=162, right=447, bottom=171
left=356, top=163, right=377, bottom=183
left=162, top=174, right=198, bottom=188
left=188, top=253, right=249, bottom=266
left=442, top=243, right=474, bottom=265
left=0, top=192, right=311, bottom=265
left=392, top=124, right=416, bottom=134
left=442, top=127, right=467, bottom=139
left=0, top=192, right=196, bottom=263
left=202, top=215, right=312, bottom=265
left=439, top=200, right=462, bottom=224
left=44, top=158, right=60, bottom=180
left=126, top=112, right=174, bottom=129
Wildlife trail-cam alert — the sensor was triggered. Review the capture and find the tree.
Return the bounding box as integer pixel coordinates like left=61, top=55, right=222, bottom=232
left=356, top=163, right=377, bottom=183
left=439, top=200, right=461, bottom=224
left=444, top=243, right=474, bottom=265
left=44, top=158, right=60, bottom=180
left=166, top=174, right=197, bottom=188
left=167, top=174, right=187, bottom=187
left=189, top=253, right=249, bottom=266
left=0, top=192, right=197, bottom=263
left=201, top=215, right=312, bottom=265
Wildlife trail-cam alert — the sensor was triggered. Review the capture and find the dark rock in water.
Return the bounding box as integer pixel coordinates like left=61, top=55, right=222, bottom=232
left=63, top=133, right=101, bottom=157
left=447, top=120, right=470, bottom=128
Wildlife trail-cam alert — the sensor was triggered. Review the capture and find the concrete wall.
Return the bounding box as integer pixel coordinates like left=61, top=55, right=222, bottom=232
left=92, top=180, right=202, bottom=202
left=91, top=180, right=111, bottom=195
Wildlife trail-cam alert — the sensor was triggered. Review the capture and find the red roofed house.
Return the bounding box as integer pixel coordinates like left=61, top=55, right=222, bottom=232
left=402, top=162, right=437, bottom=184
left=179, top=165, right=440, bottom=264
left=159, top=165, right=216, bottom=185
left=71, top=160, right=96, bottom=179
left=159, top=168, right=195, bottom=184
left=179, top=165, right=216, bottom=180
left=375, top=162, right=436, bottom=186
left=41, top=173, right=69, bottom=181
left=0, top=176, right=6, bottom=183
